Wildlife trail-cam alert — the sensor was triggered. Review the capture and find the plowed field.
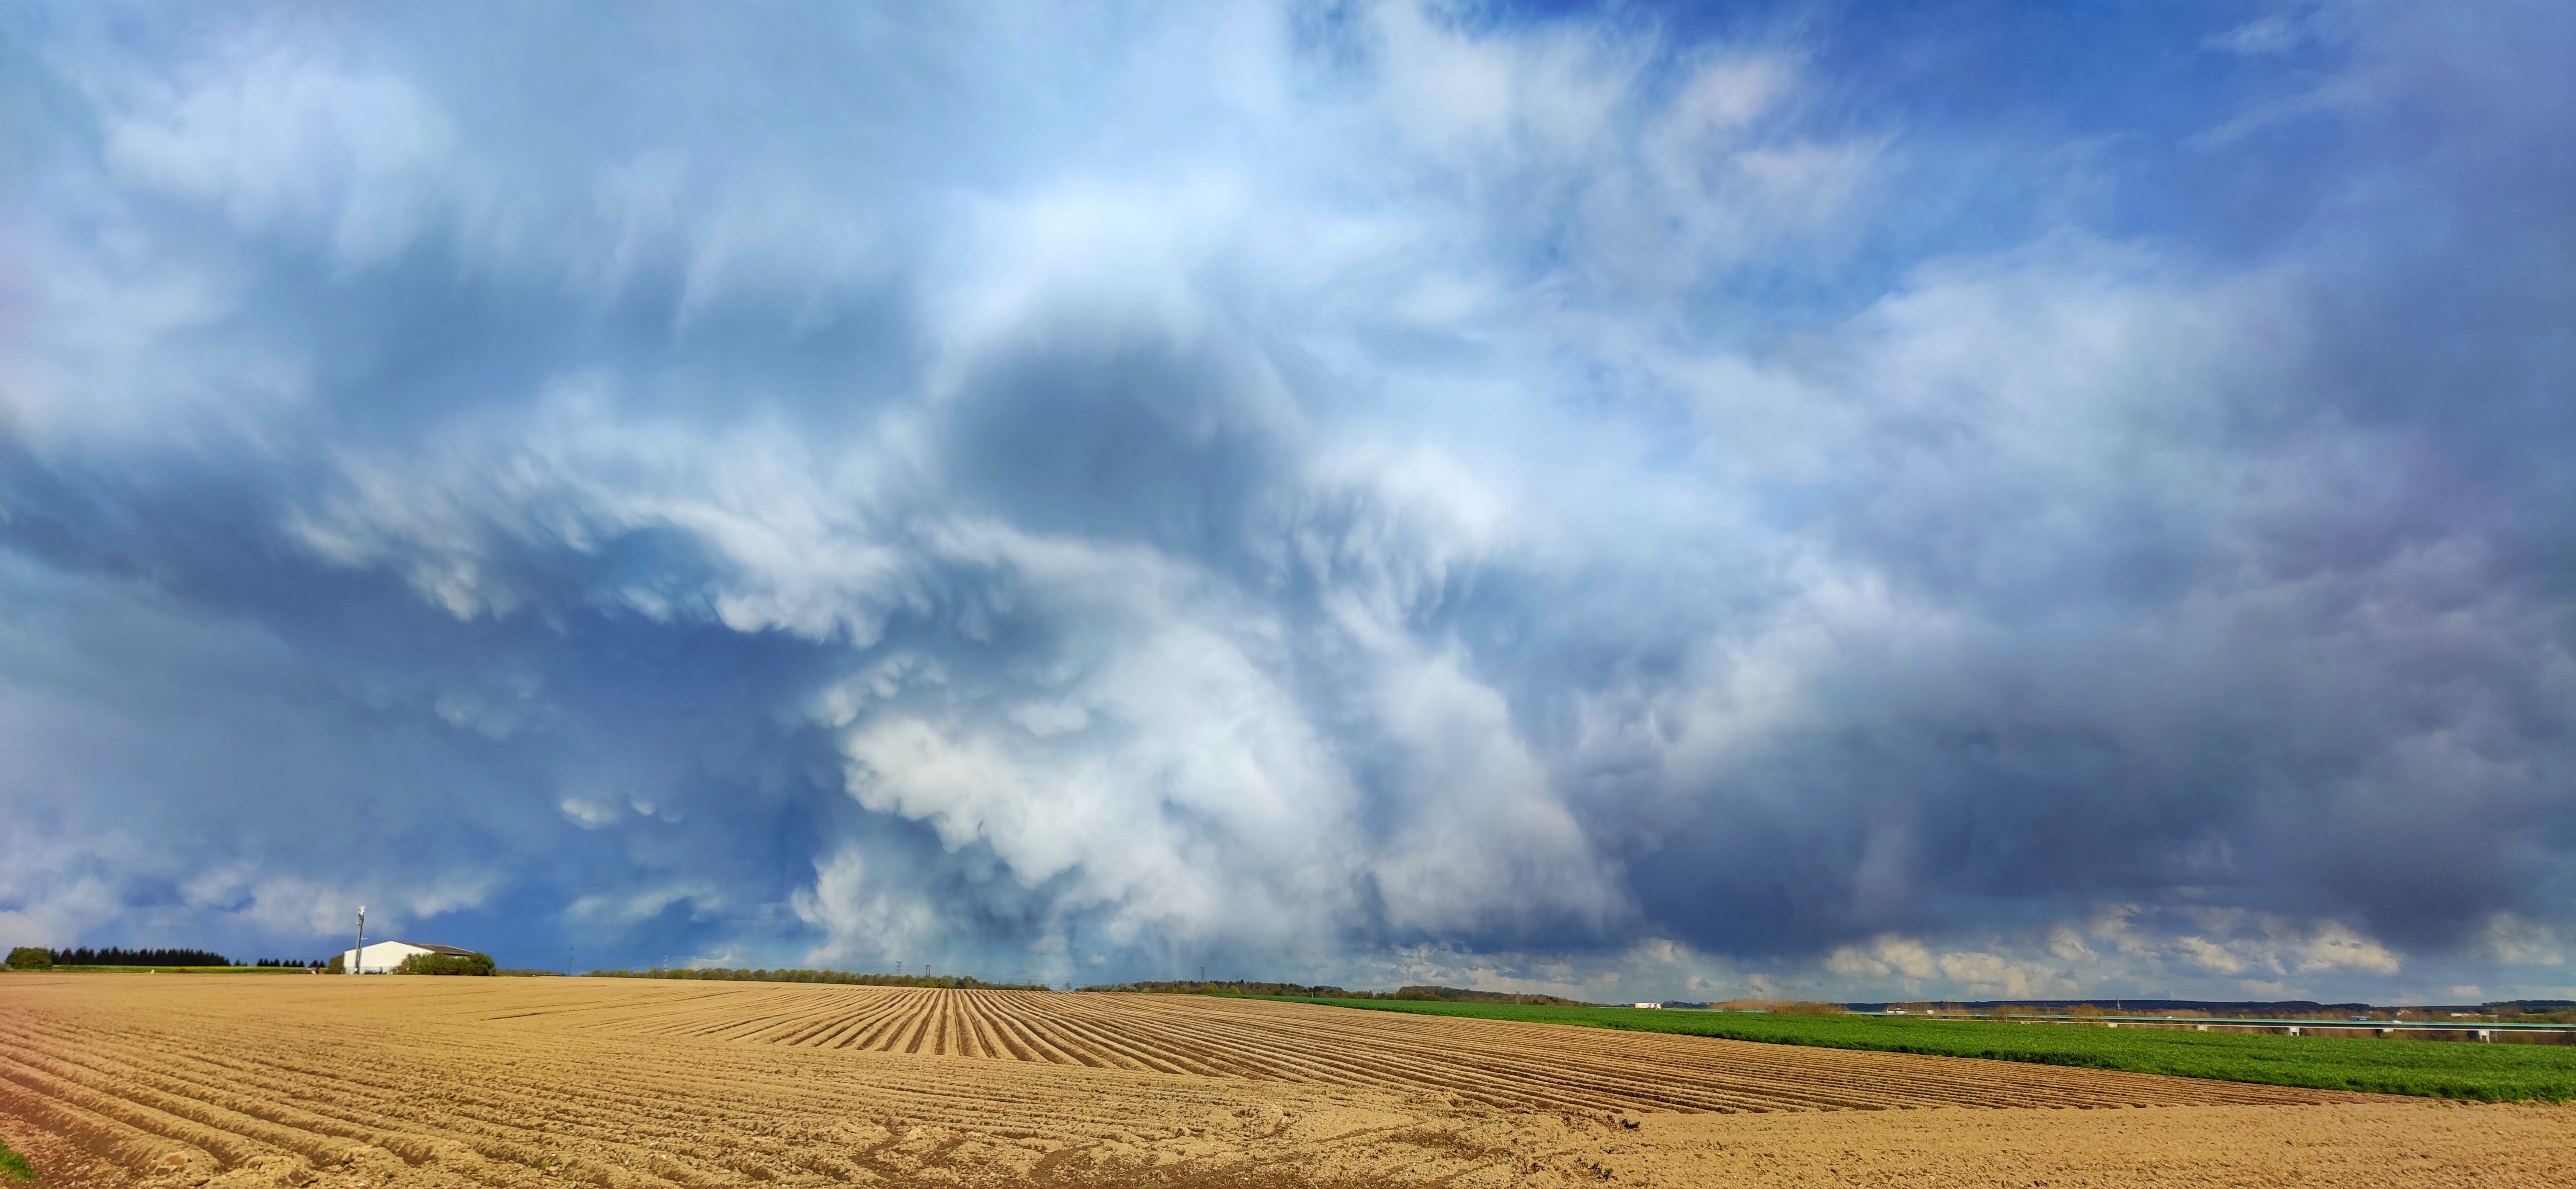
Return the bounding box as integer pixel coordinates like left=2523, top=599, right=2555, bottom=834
left=3, top=976, right=2570, bottom=1189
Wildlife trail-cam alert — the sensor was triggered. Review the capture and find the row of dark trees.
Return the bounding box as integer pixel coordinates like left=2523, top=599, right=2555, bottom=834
left=1083, top=979, right=1362, bottom=997
left=29, top=950, right=329, bottom=968
left=592, top=968, right=1049, bottom=989
left=1078, top=980, right=1590, bottom=1006
left=46, top=947, right=233, bottom=967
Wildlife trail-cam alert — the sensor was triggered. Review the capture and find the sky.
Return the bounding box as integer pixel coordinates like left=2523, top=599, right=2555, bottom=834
left=1, top=0, right=2570, bottom=1005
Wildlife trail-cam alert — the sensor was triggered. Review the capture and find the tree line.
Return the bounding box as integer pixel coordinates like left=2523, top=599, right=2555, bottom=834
left=591, top=968, right=1051, bottom=989
left=6, top=948, right=340, bottom=970
left=41, top=947, right=231, bottom=967
left=1077, top=980, right=1590, bottom=1005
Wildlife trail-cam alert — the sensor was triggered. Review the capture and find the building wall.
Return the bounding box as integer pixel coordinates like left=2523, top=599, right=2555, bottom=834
left=340, top=941, right=435, bottom=974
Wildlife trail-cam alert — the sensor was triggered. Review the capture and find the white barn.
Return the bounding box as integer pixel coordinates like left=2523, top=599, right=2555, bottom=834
left=340, top=941, right=476, bottom=974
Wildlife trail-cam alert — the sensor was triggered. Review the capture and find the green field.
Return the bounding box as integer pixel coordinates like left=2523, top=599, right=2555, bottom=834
left=1261, top=997, right=2576, bottom=1103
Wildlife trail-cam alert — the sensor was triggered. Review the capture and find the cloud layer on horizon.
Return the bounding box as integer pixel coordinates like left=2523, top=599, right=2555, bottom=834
left=3, top=0, right=2571, bottom=1004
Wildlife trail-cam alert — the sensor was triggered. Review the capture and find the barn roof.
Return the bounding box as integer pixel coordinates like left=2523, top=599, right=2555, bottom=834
left=390, top=941, right=478, bottom=956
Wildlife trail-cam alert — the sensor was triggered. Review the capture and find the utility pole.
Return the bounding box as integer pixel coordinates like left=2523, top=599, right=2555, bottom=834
left=351, top=905, right=366, bottom=975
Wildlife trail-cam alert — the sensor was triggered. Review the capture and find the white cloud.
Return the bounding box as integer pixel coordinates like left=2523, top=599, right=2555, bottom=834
left=286, top=373, right=928, bottom=633
left=676, top=171, right=889, bottom=334
left=560, top=798, right=623, bottom=829
left=2206, top=16, right=2305, bottom=56
left=1934, top=950, right=2072, bottom=999
left=2475, top=914, right=2567, bottom=967
left=2174, top=935, right=2245, bottom=975
left=0, top=872, right=122, bottom=950
left=0, top=212, right=307, bottom=454
left=1801, top=908, right=2410, bottom=1001
left=793, top=850, right=946, bottom=967
left=2045, top=923, right=2097, bottom=963
left=96, top=34, right=478, bottom=266
left=401, top=872, right=500, bottom=921
left=1825, top=934, right=1938, bottom=982
left=803, top=511, right=1625, bottom=952
left=2290, top=921, right=2401, bottom=976
left=569, top=882, right=725, bottom=927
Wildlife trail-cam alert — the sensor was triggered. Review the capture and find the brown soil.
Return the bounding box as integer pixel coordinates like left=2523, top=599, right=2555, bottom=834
left=0, top=976, right=2566, bottom=1188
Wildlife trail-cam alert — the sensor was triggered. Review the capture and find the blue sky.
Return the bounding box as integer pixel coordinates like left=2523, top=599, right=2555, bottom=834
left=3, top=0, right=2571, bottom=1004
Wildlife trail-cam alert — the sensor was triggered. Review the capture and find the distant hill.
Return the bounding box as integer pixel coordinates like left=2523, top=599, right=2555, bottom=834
left=1844, top=998, right=2576, bottom=1016
left=1845, top=999, right=2371, bottom=1015
left=1388, top=985, right=1589, bottom=1006
left=1083, top=980, right=1589, bottom=1006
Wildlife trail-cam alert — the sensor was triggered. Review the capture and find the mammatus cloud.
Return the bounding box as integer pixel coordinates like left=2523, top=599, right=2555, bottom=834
left=2, top=1, right=2571, bottom=1001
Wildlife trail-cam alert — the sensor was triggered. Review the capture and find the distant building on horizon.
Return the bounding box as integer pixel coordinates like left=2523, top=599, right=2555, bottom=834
left=340, top=941, right=476, bottom=974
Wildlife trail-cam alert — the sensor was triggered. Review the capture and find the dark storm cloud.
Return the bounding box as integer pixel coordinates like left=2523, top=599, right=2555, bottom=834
left=2, top=0, right=2570, bottom=1002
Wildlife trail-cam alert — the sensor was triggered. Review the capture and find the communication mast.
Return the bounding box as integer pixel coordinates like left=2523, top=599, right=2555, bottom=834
left=351, top=905, right=366, bottom=976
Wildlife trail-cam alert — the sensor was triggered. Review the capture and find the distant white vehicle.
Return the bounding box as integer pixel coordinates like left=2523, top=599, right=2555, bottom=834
left=1633, top=1002, right=1662, bottom=1009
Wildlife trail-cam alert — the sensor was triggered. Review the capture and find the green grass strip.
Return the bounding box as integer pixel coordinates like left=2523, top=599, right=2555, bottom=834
left=0, top=1135, right=38, bottom=1183
left=1255, top=997, right=2576, bottom=1103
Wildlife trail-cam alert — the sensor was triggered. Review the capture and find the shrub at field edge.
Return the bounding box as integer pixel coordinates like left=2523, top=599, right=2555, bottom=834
left=0, top=1135, right=37, bottom=1183
left=395, top=951, right=496, bottom=976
